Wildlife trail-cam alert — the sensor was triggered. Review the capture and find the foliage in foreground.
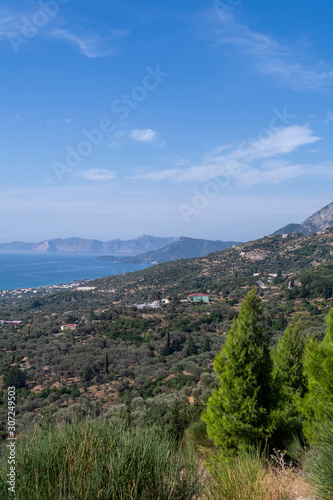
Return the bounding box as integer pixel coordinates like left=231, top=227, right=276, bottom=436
left=205, top=447, right=295, bottom=500
left=297, top=308, right=333, bottom=442
left=202, top=288, right=275, bottom=452
left=185, top=420, right=214, bottom=451
left=303, top=418, right=333, bottom=500
left=0, top=419, right=202, bottom=500
left=271, top=321, right=306, bottom=442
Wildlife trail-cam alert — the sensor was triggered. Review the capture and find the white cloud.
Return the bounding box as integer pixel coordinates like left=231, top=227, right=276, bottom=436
left=76, top=169, right=117, bottom=181
left=128, top=125, right=322, bottom=184
left=247, top=125, right=321, bottom=159
left=130, top=128, right=159, bottom=143
left=104, top=128, right=161, bottom=148
left=203, top=10, right=333, bottom=90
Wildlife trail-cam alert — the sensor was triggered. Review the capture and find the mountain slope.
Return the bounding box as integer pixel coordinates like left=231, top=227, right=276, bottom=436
left=272, top=202, right=333, bottom=236
left=89, top=229, right=333, bottom=303
left=0, top=235, right=176, bottom=254
left=103, top=237, right=243, bottom=263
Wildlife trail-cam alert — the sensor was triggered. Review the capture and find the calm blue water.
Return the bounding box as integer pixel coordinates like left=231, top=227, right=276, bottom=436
left=0, top=254, right=150, bottom=290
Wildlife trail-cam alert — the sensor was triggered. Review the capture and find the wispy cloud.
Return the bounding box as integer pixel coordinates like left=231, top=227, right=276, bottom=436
left=322, top=111, right=333, bottom=124
left=50, top=28, right=128, bottom=58
left=75, top=169, right=117, bottom=181
left=202, top=10, right=333, bottom=90
left=0, top=4, right=129, bottom=57
left=130, top=128, right=159, bottom=143
left=128, top=125, right=321, bottom=184
left=0, top=7, right=31, bottom=37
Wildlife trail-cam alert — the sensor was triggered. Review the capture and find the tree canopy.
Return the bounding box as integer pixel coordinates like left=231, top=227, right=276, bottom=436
left=297, top=308, right=333, bottom=442
left=202, top=288, right=274, bottom=451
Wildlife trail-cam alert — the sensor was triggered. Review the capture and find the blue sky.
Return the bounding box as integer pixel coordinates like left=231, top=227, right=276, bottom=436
left=1, top=0, right=332, bottom=243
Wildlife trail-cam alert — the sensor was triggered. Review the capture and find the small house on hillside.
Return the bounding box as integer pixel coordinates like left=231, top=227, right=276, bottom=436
left=60, top=324, right=77, bottom=331
left=187, top=293, right=210, bottom=303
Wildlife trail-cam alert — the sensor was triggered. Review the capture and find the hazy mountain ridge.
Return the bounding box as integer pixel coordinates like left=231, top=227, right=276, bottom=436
left=0, top=235, right=176, bottom=255
left=106, top=237, right=243, bottom=264
left=272, top=202, right=333, bottom=236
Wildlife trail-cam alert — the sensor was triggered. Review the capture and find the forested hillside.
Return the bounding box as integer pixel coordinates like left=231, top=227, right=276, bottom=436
left=0, top=229, right=332, bottom=422
left=0, top=229, right=332, bottom=498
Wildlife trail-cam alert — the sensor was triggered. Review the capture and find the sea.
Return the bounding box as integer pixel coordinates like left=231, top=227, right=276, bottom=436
left=0, top=253, right=151, bottom=291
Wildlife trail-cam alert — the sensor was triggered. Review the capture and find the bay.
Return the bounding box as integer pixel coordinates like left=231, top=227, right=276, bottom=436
left=0, top=253, right=150, bottom=290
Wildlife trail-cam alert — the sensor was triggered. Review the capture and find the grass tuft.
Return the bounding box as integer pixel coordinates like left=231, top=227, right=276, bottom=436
left=303, top=419, right=333, bottom=500
left=0, top=418, right=202, bottom=499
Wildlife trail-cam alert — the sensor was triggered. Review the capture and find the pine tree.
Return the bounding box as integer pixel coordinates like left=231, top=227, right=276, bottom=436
left=3, top=366, right=26, bottom=389
left=297, top=308, right=333, bottom=442
left=273, top=321, right=306, bottom=398
left=83, top=365, right=93, bottom=382
left=272, top=322, right=306, bottom=440
left=202, top=288, right=273, bottom=452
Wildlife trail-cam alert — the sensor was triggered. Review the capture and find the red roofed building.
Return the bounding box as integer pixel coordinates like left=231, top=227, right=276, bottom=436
left=187, top=293, right=210, bottom=303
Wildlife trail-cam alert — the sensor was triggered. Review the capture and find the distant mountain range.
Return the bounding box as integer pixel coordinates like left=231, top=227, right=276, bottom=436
left=0, top=235, right=243, bottom=263
left=0, top=235, right=176, bottom=255
left=2, top=202, right=331, bottom=258
left=272, top=202, right=333, bottom=236
left=97, top=237, right=243, bottom=264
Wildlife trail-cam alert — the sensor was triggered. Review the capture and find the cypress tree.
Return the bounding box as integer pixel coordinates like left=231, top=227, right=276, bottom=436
left=272, top=322, right=306, bottom=440
left=162, top=332, right=171, bottom=356
left=297, top=308, right=333, bottom=442
left=104, top=353, right=109, bottom=374
left=202, top=288, right=273, bottom=451
left=273, top=321, right=306, bottom=398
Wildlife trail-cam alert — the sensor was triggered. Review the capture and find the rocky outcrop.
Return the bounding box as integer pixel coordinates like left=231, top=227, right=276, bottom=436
left=272, top=202, right=333, bottom=236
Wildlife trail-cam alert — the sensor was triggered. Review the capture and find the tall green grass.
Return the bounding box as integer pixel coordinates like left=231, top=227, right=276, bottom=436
left=303, top=419, right=333, bottom=500
left=205, top=448, right=267, bottom=500
left=185, top=420, right=214, bottom=452
left=0, top=419, right=202, bottom=499
left=204, top=447, right=295, bottom=500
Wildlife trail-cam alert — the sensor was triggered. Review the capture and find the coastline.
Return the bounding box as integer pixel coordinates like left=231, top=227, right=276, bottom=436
left=0, top=253, right=151, bottom=294
left=0, top=279, right=94, bottom=298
